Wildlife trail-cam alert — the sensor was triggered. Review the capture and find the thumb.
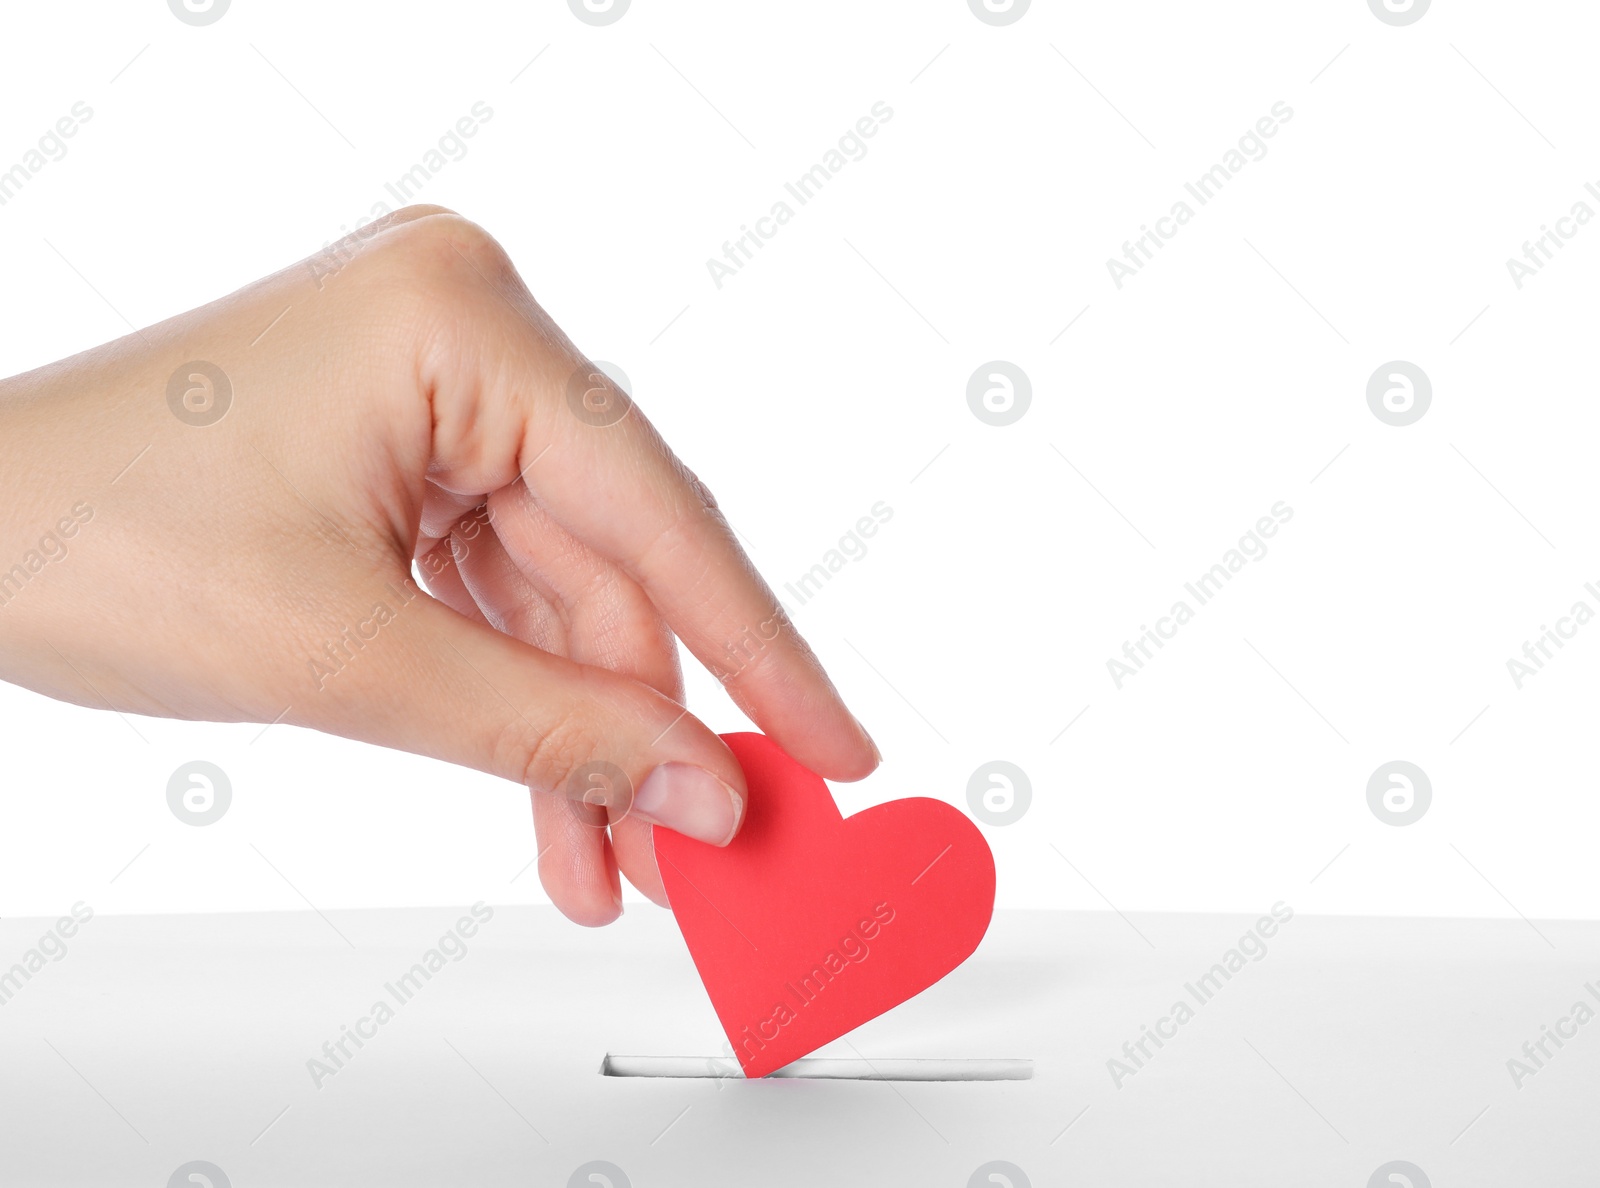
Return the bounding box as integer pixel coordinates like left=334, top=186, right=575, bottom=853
left=307, top=587, right=747, bottom=846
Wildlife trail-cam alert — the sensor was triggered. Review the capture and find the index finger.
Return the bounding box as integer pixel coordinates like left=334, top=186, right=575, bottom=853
left=530, top=364, right=879, bottom=781
left=401, top=213, right=879, bottom=780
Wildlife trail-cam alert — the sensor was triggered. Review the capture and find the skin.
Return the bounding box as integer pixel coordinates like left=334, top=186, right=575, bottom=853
left=0, top=206, right=879, bottom=925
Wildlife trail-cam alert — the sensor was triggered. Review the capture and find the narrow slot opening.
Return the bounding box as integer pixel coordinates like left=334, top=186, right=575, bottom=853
left=601, top=1055, right=1032, bottom=1081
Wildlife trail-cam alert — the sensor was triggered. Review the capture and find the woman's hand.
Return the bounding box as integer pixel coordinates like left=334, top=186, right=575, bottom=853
left=0, top=206, right=878, bottom=925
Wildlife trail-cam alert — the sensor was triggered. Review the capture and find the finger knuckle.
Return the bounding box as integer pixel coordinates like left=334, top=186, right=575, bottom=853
left=367, top=209, right=515, bottom=293
left=502, top=702, right=593, bottom=796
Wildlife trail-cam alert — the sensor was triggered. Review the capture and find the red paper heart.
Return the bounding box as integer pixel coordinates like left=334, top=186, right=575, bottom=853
left=654, top=732, right=996, bottom=1078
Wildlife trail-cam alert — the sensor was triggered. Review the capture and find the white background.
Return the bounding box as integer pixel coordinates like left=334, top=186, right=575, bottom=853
left=1, top=0, right=1595, bottom=926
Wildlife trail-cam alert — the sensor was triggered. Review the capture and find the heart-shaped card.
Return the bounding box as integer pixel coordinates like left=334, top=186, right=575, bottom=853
left=653, top=732, right=996, bottom=1077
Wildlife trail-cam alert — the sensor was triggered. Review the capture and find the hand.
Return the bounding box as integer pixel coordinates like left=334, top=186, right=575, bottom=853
left=0, top=206, right=879, bottom=925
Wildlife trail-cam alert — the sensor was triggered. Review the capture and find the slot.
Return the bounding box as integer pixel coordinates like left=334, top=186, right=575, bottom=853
left=601, top=1055, right=1032, bottom=1081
